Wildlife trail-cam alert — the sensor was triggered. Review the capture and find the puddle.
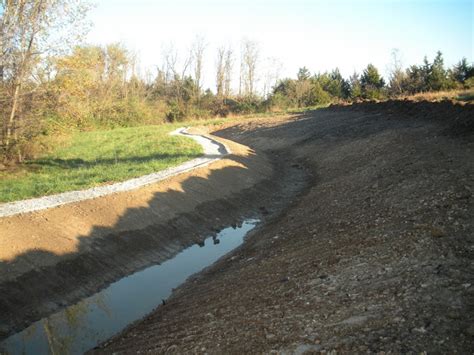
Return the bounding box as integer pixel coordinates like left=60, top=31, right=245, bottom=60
left=0, top=219, right=259, bottom=355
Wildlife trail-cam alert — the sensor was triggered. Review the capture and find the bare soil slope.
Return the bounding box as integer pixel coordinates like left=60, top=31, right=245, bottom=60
left=95, top=100, right=474, bottom=353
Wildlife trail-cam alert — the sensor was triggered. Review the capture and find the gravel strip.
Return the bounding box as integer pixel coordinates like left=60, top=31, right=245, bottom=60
left=0, top=128, right=229, bottom=218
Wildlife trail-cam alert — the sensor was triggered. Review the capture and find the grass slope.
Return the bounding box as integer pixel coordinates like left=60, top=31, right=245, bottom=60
left=0, top=125, right=203, bottom=202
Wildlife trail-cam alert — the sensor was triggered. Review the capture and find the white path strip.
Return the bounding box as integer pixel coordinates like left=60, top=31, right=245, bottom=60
left=0, top=128, right=230, bottom=218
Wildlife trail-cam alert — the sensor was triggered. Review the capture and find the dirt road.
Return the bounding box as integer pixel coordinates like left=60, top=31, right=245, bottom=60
left=94, top=100, right=474, bottom=353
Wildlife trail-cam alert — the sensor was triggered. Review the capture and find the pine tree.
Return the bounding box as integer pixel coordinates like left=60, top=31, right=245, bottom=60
left=360, top=64, right=385, bottom=99
left=297, top=67, right=311, bottom=81
left=428, top=51, right=448, bottom=91
left=451, top=58, right=474, bottom=84
left=349, top=72, right=362, bottom=100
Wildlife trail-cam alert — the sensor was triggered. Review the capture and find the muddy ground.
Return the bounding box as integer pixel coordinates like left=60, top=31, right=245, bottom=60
left=94, top=100, right=474, bottom=353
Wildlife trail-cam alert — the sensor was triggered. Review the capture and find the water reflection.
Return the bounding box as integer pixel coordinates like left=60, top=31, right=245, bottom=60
left=0, top=219, right=258, bottom=355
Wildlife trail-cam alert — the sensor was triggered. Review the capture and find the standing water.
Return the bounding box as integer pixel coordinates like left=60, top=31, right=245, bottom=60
left=0, top=219, right=259, bottom=355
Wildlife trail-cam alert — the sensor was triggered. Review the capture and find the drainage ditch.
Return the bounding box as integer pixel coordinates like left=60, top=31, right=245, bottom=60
left=1, top=220, right=259, bottom=355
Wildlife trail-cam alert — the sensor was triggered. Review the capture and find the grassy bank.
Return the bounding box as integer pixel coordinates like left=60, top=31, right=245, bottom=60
left=399, top=89, right=474, bottom=102
left=0, top=124, right=204, bottom=203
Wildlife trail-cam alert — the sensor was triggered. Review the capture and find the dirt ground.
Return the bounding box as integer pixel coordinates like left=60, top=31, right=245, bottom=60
left=93, top=100, right=474, bottom=353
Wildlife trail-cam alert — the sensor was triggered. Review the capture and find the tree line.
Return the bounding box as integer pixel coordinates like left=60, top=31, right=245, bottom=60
left=1, top=0, right=473, bottom=164
left=272, top=51, right=473, bottom=108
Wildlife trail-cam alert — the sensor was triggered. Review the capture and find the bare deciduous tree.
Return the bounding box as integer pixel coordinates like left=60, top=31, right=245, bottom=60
left=216, top=45, right=233, bottom=99
left=161, top=42, right=192, bottom=83
left=158, top=42, right=194, bottom=120
left=191, top=35, right=206, bottom=100
left=161, top=43, right=178, bottom=83
left=216, top=46, right=225, bottom=99
left=388, top=48, right=406, bottom=96
left=263, top=57, right=283, bottom=98
left=240, top=38, right=259, bottom=97
left=223, top=47, right=233, bottom=98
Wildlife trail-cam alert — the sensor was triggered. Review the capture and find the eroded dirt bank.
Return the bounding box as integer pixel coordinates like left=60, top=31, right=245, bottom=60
left=0, top=135, right=310, bottom=338
left=95, top=100, right=473, bottom=353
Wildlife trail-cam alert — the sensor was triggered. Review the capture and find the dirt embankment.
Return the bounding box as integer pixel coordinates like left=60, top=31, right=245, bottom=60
left=95, top=100, right=473, bottom=353
left=0, top=134, right=310, bottom=338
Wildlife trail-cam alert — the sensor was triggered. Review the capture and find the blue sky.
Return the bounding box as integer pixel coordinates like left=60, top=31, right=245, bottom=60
left=88, top=0, right=473, bottom=91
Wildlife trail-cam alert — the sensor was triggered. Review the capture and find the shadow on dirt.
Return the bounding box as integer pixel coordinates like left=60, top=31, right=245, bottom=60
left=217, top=100, right=473, bottom=149
left=31, top=152, right=203, bottom=170
left=0, top=147, right=310, bottom=340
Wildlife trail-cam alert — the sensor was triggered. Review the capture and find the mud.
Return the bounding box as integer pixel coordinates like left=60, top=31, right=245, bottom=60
left=94, top=100, right=473, bottom=353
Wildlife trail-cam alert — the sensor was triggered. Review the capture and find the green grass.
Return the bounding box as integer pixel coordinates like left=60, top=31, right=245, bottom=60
left=0, top=110, right=323, bottom=203
left=456, top=91, right=474, bottom=102
left=0, top=124, right=204, bottom=202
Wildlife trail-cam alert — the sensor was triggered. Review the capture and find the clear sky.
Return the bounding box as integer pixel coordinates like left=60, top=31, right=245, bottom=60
left=87, top=0, right=473, bottom=92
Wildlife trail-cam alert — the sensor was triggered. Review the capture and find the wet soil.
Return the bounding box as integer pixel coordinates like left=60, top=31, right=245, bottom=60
left=94, top=100, right=474, bottom=353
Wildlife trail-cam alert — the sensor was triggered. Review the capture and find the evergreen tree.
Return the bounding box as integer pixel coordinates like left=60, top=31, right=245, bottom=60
left=297, top=67, right=311, bottom=81
left=360, top=64, right=385, bottom=99
left=404, top=65, right=424, bottom=94
left=451, top=57, right=474, bottom=85
left=420, top=56, right=432, bottom=91
left=349, top=72, right=362, bottom=99
left=428, top=51, right=449, bottom=91
left=327, top=68, right=350, bottom=99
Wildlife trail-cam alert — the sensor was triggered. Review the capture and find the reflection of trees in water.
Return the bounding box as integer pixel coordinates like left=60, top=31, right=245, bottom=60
left=40, top=292, right=111, bottom=354
left=64, top=301, right=89, bottom=329
left=0, top=285, right=114, bottom=354
left=43, top=319, right=63, bottom=355
left=1, top=320, right=39, bottom=355
left=0, top=292, right=114, bottom=355
left=16, top=323, right=40, bottom=354
left=24, top=322, right=39, bottom=341
left=94, top=293, right=112, bottom=319
left=0, top=341, right=12, bottom=355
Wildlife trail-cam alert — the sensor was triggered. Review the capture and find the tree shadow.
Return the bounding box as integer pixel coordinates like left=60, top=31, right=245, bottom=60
left=216, top=100, right=473, bottom=149
left=29, top=152, right=203, bottom=170
left=0, top=145, right=291, bottom=341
